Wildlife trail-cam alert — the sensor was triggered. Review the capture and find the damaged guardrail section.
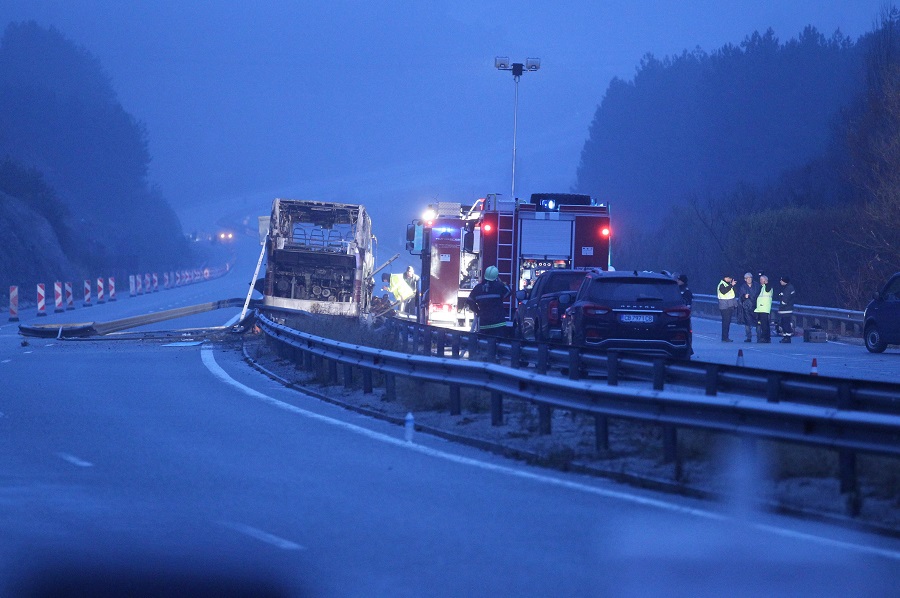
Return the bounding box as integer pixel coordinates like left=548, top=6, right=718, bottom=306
left=256, top=311, right=900, bottom=502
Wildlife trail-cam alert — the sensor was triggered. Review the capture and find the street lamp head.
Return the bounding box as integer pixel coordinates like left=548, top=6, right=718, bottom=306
left=495, top=56, right=510, bottom=70
left=525, top=57, right=541, bottom=71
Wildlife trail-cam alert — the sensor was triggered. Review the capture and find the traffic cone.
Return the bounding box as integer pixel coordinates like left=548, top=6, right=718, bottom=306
left=810, top=358, right=818, bottom=376
left=736, top=349, right=745, bottom=367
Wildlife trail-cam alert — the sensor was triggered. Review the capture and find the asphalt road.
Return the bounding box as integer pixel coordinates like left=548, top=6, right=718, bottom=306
left=2, top=232, right=900, bottom=596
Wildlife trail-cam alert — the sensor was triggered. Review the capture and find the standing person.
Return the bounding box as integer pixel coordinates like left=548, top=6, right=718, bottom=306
left=777, top=276, right=796, bottom=343
left=465, top=265, right=511, bottom=337
left=676, top=274, right=693, bottom=308
left=755, top=274, right=774, bottom=343
left=716, top=275, right=738, bottom=342
left=736, top=272, right=759, bottom=342
left=402, top=265, right=420, bottom=315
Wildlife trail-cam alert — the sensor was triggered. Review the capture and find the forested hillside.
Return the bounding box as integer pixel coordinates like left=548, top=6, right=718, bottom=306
left=0, top=21, right=188, bottom=290
left=575, top=9, right=900, bottom=308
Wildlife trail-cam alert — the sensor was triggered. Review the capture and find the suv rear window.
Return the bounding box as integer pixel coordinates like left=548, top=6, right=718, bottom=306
left=544, top=273, right=587, bottom=294
left=586, top=278, right=682, bottom=303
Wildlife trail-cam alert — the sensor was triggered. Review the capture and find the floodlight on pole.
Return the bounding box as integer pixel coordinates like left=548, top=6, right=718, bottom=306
left=495, top=56, right=540, bottom=201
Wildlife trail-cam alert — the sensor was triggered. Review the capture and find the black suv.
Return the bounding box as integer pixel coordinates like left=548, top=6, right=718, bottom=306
left=561, top=270, right=692, bottom=359
left=513, top=269, right=591, bottom=341
left=864, top=272, right=900, bottom=353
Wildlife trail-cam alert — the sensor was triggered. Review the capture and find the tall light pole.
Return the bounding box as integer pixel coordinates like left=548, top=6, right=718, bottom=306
left=495, top=57, right=540, bottom=201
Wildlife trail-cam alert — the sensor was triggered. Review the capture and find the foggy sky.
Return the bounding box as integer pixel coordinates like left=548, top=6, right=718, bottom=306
left=0, top=1, right=884, bottom=253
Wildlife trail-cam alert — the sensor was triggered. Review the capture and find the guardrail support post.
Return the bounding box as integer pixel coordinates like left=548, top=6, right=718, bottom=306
left=436, top=331, right=445, bottom=357
left=766, top=373, right=781, bottom=403
left=449, top=384, right=461, bottom=415
left=303, top=348, right=313, bottom=371
left=705, top=364, right=719, bottom=396
left=653, top=359, right=666, bottom=390
left=536, top=343, right=549, bottom=375
left=538, top=404, right=551, bottom=435
left=342, top=363, right=353, bottom=388
left=836, top=381, right=859, bottom=510
left=510, top=340, right=522, bottom=369
left=487, top=337, right=498, bottom=362
left=663, top=426, right=677, bottom=464
left=607, top=352, right=619, bottom=386
left=423, top=327, right=433, bottom=356
left=362, top=369, right=373, bottom=394
left=491, top=391, right=503, bottom=426
left=568, top=348, right=581, bottom=380
left=594, top=416, right=609, bottom=452
left=385, top=373, right=396, bottom=402
left=468, top=333, right=478, bottom=360
left=328, top=359, right=338, bottom=385
left=451, top=334, right=460, bottom=358
left=401, top=324, right=410, bottom=353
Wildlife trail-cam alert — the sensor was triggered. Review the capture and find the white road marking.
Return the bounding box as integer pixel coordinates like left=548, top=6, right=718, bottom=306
left=220, top=521, right=305, bottom=550
left=2, top=359, right=11, bottom=363
left=57, top=452, right=93, bottom=467
left=200, top=346, right=900, bottom=562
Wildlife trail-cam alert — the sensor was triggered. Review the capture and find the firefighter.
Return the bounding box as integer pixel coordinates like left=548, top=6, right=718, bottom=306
left=465, top=265, right=511, bottom=336
left=381, top=272, right=414, bottom=311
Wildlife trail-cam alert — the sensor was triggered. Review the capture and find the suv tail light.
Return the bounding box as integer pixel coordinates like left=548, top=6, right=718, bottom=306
left=583, top=304, right=611, bottom=316
left=547, top=299, right=560, bottom=324
left=664, top=307, right=690, bottom=319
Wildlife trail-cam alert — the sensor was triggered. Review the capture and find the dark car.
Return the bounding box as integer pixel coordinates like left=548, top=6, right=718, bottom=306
left=513, top=269, right=592, bottom=341
left=561, top=270, right=692, bottom=359
left=863, top=272, right=900, bottom=353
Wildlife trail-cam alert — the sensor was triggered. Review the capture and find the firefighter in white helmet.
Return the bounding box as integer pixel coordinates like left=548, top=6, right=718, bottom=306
left=465, top=265, right=511, bottom=336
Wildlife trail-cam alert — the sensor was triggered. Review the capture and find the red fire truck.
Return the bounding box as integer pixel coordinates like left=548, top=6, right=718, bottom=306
left=407, top=193, right=611, bottom=325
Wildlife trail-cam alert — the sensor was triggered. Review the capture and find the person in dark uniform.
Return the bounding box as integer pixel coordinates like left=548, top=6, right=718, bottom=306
left=465, top=265, right=511, bottom=337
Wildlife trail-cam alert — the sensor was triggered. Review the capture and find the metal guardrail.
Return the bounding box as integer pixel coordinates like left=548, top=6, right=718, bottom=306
left=388, top=318, right=900, bottom=415
left=692, top=294, right=864, bottom=336
left=256, top=311, right=900, bottom=499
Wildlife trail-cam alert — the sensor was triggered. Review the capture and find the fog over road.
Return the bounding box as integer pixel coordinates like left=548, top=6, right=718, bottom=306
left=1, top=215, right=900, bottom=596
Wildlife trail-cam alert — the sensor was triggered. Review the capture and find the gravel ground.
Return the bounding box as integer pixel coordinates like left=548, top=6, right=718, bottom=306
left=237, top=331, right=900, bottom=537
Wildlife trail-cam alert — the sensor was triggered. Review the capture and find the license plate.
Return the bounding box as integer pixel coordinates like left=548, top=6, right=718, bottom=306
left=620, top=314, right=654, bottom=324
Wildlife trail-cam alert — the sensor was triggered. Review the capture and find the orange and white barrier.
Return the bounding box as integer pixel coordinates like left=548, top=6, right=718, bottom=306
left=83, top=279, right=92, bottom=307
left=129, top=275, right=136, bottom=296
left=8, top=285, right=18, bottom=321
left=136, top=274, right=143, bottom=295
left=36, top=283, right=47, bottom=316
left=163, top=272, right=170, bottom=289
left=108, top=277, right=116, bottom=301
left=152, top=272, right=159, bottom=292
left=144, top=273, right=151, bottom=293
left=54, top=281, right=64, bottom=313
left=810, top=358, right=818, bottom=376
left=97, top=277, right=105, bottom=304
left=65, top=282, right=74, bottom=309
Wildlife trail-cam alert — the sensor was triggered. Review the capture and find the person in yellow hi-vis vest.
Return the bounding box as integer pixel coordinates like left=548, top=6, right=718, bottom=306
left=754, top=274, right=774, bottom=343
left=381, top=272, right=414, bottom=311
